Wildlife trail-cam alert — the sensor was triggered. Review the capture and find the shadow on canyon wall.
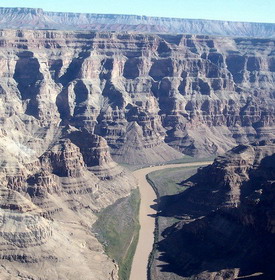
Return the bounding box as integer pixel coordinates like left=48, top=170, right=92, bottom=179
left=149, top=149, right=275, bottom=279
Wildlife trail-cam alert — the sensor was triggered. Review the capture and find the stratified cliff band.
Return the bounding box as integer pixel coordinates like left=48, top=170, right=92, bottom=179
left=1, top=30, right=274, bottom=163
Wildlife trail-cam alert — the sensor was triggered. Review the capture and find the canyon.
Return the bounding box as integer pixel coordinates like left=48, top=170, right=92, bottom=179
left=130, top=161, right=212, bottom=280
left=0, top=9, right=274, bottom=280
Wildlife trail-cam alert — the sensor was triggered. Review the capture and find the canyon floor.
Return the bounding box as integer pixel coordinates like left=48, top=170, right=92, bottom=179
left=130, top=160, right=213, bottom=280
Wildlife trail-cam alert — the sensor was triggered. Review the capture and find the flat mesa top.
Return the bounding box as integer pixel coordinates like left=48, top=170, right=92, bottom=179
left=0, top=7, right=274, bottom=38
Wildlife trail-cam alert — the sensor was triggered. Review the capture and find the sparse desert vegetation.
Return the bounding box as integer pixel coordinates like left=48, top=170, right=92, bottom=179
left=93, top=189, right=140, bottom=280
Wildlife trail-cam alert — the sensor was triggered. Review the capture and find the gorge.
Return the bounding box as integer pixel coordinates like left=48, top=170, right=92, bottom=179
left=0, top=7, right=274, bottom=280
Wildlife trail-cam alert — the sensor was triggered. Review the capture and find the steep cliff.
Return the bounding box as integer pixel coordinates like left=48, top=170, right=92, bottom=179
left=1, top=29, right=274, bottom=162
left=0, top=28, right=274, bottom=279
left=152, top=140, right=275, bottom=280
left=0, top=7, right=275, bottom=38
left=0, top=30, right=141, bottom=278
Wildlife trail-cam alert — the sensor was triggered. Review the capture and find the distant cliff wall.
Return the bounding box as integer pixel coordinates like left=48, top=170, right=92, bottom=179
left=0, top=7, right=274, bottom=37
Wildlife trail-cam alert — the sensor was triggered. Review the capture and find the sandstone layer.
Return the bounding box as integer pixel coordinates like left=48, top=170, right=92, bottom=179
left=152, top=140, right=275, bottom=280
left=0, top=126, right=136, bottom=280
left=0, top=29, right=140, bottom=278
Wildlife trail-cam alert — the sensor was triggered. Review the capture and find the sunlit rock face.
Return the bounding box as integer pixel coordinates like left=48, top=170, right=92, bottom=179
left=0, top=30, right=139, bottom=280
left=0, top=30, right=275, bottom=162
left=0, top=28, right=274, bottom=279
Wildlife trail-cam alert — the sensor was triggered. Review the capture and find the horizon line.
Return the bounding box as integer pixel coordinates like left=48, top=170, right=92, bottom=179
left=0, top=6, right=275, bottom=25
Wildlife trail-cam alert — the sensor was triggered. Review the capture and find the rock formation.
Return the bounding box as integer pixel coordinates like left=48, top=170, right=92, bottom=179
left=152, top=140, right=275, bottom=280
left=0, top=126, right=136, bottom=279
left=1, top=29, right=274, bottom=162
left=0, top=7, right=275, bottom=38
left=0, top=45, right=137, bottom=280
left=0, top=27, right=274, bottom=279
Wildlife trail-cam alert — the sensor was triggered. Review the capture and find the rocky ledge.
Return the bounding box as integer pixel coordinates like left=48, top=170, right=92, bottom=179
left=0, top=126, right=136, bottom=279
left=0, top=28, right=274, bottom=279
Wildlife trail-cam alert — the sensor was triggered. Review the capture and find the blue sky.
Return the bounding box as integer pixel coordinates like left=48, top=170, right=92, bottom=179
left=1, top=0, right=275, bottom=23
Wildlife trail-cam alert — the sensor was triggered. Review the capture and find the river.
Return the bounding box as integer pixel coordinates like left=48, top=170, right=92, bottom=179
left=129, top=161, right=212, bottom=280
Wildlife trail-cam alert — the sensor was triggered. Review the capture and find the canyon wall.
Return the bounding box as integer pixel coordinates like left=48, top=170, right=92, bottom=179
left=0, top=30, right=141, bottom=280
left=0, top=124, right=136, bottom=279
left=152, top=139, right=275, bottom=280
left=0, top=29, right=274, bottom=278
left=1, top=30, right=274, bottom=163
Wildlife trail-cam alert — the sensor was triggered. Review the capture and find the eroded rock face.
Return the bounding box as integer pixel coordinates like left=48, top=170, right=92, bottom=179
left=0, top=30, right=275, bottom=161
left=152, top=140, right=275, bottom=280
left=0, top=29, right=274, bottom=279
left=0, top=31, right=143, bottom=279
left=0, top=136, right=134, bottom=280
left=1, top=31, right=275, bottom=160
left=0, top=116, right=138, bottom=278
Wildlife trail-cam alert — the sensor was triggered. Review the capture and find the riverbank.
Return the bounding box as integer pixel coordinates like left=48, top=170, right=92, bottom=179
left=129, top=161, right=212, bottom=280
left=93, top=188, right=140, bottom=280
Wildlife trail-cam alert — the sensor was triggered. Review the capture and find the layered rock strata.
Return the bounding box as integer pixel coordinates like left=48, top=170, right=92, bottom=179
left=0, top=126, right=135, bottom=279
left=0, top=28, right=274, bottom=278
left=152, top=140, right=275, bottom=280
left=1, top=30, right=274, bottom=161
